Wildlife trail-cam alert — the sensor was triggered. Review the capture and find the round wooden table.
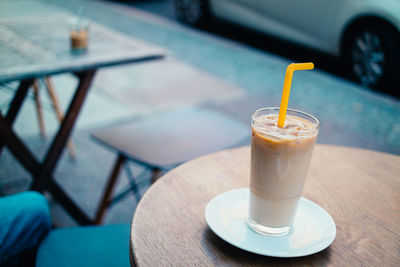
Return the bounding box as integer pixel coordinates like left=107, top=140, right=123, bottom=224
left=130, top=145, right=400, bottom=266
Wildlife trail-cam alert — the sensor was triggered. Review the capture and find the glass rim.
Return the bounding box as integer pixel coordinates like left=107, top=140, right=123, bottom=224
left=69, top=18, right=90, bottom=29
left=252, top=107, right=320, bottom=131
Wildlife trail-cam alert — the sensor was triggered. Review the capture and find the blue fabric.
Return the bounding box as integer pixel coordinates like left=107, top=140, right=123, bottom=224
left=0, top=191, right=51, bottom=264
left=36, top=224, right=131, bottom=267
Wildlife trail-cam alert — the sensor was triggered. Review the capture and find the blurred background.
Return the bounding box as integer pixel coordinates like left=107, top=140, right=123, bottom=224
left=0, top=0, right=399, bottom=227
left=124, top=0, right=400, bottom=97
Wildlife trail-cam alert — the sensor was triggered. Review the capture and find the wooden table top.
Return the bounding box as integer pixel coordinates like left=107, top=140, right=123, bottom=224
left=0, top=2, right=164, bottom=83
left=130, top=145, right=400, bottom=266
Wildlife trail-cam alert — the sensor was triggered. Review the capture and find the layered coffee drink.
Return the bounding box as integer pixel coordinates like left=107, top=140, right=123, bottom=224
left=70, top=29, right=88, bottom=51
left=69, top=18, right=89, bottom=52
left=248, top=107, right=319, bottom=236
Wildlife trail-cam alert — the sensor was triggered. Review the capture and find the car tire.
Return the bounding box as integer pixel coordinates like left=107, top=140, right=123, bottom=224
left=174, top=0, right=209, bottom=27
left=343, top=24, right=400, bottom=92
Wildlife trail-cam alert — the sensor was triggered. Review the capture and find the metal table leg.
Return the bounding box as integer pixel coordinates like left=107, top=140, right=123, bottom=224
left=0, top=70, right=97, bottom=225
left=0, top=79, right=34, bottom=154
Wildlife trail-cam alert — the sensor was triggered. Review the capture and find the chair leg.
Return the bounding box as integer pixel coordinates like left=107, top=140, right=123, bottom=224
left=150, top=168, right=163, bottom=184
left=33, top=80, right=46, bottom=138
left=44, top=77, right=77, bottom=159
left=124, top=162, right=142, bottom=203
left=108, top=164, right=149, bottom=206
left=95, top=154, right=126, bottom=225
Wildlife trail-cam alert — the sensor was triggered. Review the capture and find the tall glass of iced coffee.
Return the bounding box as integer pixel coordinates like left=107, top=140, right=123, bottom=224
left=248, top=107, right=319, bottom=236
left=69, top=18, right=89, bottom=52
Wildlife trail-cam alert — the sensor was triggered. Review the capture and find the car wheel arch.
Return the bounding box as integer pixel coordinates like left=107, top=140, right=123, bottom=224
left=339, top=15, right=400, bottom=57
left=339, top=15, right=400, bottom=90
left=174, top=0, right=211, bottom=27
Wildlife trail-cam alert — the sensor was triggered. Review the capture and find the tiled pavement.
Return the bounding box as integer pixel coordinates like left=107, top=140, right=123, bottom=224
left=0, top=0, right=399, bottom=227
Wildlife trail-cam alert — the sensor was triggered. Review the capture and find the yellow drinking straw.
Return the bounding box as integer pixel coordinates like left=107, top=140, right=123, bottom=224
left=278, top=63, right=314, bottom=128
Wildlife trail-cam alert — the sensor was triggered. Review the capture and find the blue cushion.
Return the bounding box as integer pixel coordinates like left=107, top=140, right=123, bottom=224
left=0, top=191, right=51, bottom=263
left=36, top=224, right=131, bottom=267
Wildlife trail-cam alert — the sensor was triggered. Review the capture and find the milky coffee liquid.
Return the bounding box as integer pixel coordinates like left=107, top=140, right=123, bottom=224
left=249, top=112, right=318, bottom=235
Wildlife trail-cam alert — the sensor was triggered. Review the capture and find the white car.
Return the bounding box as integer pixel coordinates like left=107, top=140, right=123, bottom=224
left=174, top=0, right=400, bottom=91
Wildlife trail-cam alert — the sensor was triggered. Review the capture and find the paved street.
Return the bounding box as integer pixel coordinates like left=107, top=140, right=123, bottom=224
left=1, top=0, right=399, bottom=226
left=42, top=0, right=400, bottom=154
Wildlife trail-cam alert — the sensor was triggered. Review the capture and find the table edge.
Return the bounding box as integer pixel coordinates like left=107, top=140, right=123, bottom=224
left=0, top=53, right=165, bottom=83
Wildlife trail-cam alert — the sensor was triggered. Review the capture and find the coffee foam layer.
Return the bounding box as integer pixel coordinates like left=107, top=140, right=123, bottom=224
left=253, top=114, right=317, bottom=140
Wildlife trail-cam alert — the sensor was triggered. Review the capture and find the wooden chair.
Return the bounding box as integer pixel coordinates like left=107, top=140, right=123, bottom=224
left=91, top=107, right=249, bottom=224
left=32, top=77, right=76, bottom=158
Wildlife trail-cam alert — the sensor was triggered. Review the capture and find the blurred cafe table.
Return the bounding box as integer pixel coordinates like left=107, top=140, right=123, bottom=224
left=0, top=12, right=164, bottom=225
left=130, top=145, right=400, bottom=266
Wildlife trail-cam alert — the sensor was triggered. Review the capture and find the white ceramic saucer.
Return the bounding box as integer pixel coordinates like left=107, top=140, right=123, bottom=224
left=205, top=188, right=336, bottom=257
